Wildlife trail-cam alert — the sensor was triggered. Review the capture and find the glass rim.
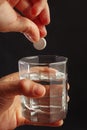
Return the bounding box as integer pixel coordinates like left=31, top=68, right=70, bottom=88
left=18, top=55, right=68, bottom=65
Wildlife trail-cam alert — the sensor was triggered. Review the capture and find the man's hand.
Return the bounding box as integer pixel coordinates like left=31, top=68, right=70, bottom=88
left=0, top=72, right=63, bottom=130
left=0, top=0, right=50, bottom=43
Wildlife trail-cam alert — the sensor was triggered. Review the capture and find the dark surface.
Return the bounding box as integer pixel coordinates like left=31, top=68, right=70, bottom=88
left=0, top=0, right=87, bottom=129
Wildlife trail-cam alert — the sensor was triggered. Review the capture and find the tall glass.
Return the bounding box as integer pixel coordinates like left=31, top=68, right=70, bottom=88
left=18, top=55, right=68, bottom=124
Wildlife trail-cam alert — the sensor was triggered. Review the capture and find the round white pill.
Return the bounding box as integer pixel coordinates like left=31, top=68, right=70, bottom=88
left=33, top=38, right=47, bottom=50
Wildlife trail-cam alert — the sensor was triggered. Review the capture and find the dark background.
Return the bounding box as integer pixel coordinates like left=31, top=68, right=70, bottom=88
left=0, top=0, right=87, bottom=129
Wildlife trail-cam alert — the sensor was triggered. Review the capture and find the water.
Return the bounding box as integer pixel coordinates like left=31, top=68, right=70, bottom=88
left=20, top=72, right=68, bottom=123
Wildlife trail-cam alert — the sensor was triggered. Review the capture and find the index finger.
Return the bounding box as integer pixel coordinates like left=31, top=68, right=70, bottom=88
left=0, top=72, right=19, bottom=82
left=25, top=119, right=63, bottom=127
left=39, top=3, right=50, bottom=25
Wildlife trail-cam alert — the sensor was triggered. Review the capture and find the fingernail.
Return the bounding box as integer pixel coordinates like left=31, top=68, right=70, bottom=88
left=33, top=84, right=46, bottom=97
left=58, top=120, right=64, bottom=126
left=24, top=33, right=35, bottom=43
left=54, top=120, right=64, bottom=126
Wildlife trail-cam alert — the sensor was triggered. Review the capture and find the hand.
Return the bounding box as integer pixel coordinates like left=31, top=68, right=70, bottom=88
left=0, top=0, right=50, bottom=43
left=0, top=72, right=64, bottom=130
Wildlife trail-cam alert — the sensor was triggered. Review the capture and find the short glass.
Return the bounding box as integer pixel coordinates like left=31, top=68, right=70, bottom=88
left=18, top=55, right=68, bottom=124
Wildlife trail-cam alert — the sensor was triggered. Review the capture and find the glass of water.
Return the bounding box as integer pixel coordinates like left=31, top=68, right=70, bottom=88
left=18, top=55, right=68, bottom=124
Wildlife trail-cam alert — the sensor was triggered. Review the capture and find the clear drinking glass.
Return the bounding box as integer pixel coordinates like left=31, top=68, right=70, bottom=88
left=18, top=55, right=68, bottom=124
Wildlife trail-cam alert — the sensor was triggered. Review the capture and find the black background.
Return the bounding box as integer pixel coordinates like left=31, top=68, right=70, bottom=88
left=0, top=0, right=87, bottom=130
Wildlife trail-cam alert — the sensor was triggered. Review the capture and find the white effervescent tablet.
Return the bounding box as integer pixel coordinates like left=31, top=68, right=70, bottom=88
left=24, top=33, right=46, bottom=50
left=33, top=38, right=47, bottom=50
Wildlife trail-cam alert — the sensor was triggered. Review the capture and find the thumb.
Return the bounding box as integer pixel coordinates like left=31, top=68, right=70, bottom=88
left=0, top=79, right=46, bottom=98
left=9, top=15, right=40, bottom=43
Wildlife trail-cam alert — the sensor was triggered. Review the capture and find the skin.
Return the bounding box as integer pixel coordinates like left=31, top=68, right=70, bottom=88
left=0, top=0, right=50, bottom=43
left=0, top=1, right=69, bottom=129
left=0, top=72, right=64, bottom=130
